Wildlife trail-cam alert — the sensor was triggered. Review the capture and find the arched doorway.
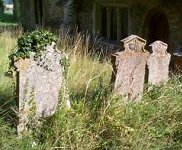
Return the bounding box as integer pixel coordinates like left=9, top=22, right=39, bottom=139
left=143, top=8, right=170, bottom=47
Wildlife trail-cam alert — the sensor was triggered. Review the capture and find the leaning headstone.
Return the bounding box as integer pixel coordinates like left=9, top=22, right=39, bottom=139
left=14, top=43, right=70, bottom=135
left=147, top=41, right=171, bottom=85
left=112, top=35, right=149, bottom=102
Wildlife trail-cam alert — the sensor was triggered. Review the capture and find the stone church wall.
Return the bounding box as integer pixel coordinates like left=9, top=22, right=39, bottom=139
left=18, top=0, right=182, bottom=56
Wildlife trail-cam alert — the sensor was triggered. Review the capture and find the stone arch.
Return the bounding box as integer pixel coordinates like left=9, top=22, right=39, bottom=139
left=143, top=7, right=170, bottom=47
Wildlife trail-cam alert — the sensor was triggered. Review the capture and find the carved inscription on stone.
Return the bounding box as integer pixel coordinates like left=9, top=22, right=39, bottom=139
left=112, top=35, right=149, bottom=102
left=147, top=41, right=171, bottom=85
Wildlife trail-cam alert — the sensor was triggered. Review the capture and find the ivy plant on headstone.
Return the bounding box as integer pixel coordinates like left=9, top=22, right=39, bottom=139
left=8, top=30, right=71, bottom=136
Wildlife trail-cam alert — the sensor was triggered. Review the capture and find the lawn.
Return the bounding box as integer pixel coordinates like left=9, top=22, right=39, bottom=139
left=0, top=30, right=182, bottom=149
left=0, top=9, right=18, bottom=27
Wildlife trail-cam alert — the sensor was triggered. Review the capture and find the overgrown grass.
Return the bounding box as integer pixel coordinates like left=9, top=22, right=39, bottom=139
left=0, top=32, right=16, bottom=108
left=0, top=31, right=182, bottom=149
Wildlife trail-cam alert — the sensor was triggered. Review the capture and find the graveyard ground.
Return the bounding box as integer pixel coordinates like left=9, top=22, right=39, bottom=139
left=0, top=31, right=182, bottom=149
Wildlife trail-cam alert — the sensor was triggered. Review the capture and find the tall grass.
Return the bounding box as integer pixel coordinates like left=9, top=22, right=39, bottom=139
left=0, top=32, right=16, bottom=93
left=0, top=31, right=182, bottom=149
left=58, top=29, right=112, bottom=97
left=0, top=32, right=17, bottom=121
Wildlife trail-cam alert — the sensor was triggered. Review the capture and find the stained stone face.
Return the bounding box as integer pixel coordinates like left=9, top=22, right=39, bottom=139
left=112, top=35, right=149, bottom=102
left=147, top=41, right=171, bottom=85
left=14, top=44, right=68, bottom=134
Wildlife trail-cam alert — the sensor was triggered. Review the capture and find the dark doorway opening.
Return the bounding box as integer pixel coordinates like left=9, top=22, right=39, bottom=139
left=34, top=0, right=43, bottom=26
left=144, top=8, right=169, bottom=46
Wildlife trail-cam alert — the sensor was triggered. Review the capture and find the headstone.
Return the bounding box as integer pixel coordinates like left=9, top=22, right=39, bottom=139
left=14, top=43, right=70, bottom=135
left=112, top=35, right=149, bottom=102
left=147, top=41, right=171, bottom=85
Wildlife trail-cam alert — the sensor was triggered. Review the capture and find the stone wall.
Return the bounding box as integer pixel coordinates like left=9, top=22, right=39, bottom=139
left=13, top=0, right=20, bottom=21
left=164, top=4, right=182, bottom=51
left=19, top=0, right=35, bottom=29
left=18, top=0, right=182, bottom=55
left=78, top=0, right=93, bottom=33
left=44, top=0, right=64, bottom=29
left=128, top=1, right=182, bottom=54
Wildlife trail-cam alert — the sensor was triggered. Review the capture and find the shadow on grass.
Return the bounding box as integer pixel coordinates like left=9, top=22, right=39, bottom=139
left=0, top=91, right=17, bottom=127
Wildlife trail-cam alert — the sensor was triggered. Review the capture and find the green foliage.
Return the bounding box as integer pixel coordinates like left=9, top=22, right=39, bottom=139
left=6, top=30, right=59, bottom=77
left=60, top=56, right=70, bottom=77
left=11, top=30, right=58, bottom=61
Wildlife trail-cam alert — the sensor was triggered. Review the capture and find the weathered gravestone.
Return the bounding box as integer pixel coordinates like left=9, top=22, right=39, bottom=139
left=112, top=35, right=149, bottom=102
left=14, top=43, right=70, bottom=135
left=147, top=41, right=171, bottom=85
